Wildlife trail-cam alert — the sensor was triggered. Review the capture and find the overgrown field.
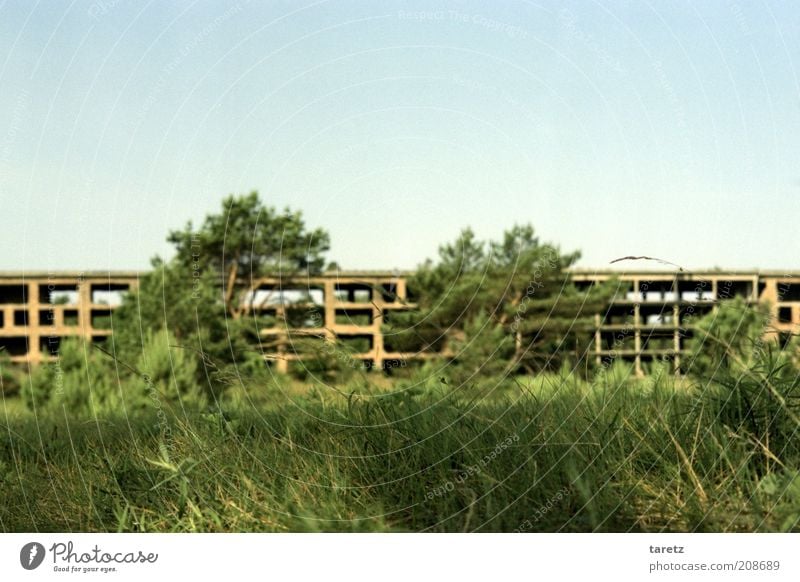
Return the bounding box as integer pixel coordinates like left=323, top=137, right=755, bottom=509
left=2, top=359, right=799, bottom=532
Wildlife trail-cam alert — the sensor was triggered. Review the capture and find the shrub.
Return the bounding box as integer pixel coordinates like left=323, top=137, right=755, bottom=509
left=22, top=337, right=119, bottom=416
left=132, top=328, right=205, bottom=409
left=0, top=352, right=21, bottom=396
left=21, top=330, right=205, bottom=418
left=685, top=297, right=770, bottom=379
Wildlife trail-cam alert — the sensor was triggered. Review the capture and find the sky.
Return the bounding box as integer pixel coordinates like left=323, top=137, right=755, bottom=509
left=1, top=0, right=798, bottom=273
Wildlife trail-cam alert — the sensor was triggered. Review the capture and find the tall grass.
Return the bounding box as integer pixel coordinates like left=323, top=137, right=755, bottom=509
left=2, top=356, right=799, bottom=532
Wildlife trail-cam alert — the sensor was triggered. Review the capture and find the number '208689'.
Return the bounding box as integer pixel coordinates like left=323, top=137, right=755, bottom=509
left=735, top=561, right=779, bottom=571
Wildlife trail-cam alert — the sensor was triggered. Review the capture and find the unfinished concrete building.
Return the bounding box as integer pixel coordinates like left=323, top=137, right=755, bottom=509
left=1, top=270, right=798, bottom=373
left=0, top=272, right=139, bottom=366
left=240, top=271, right=416, bottom=372
left=572, top=270, right=800, bottom=374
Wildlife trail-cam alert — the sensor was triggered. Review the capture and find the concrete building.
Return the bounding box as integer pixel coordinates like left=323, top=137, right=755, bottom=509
left=1, top=269, right=798, bottom=373
left=572, top=270, right=800, bottom=374
left=0, top=272, right=139, bottom=366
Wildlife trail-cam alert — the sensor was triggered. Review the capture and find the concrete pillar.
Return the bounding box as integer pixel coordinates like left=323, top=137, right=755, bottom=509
left=630, top=277, right=641, bottom=375
left=372, top=289, right=384, bottom=369
left=275, top=303, right=288, bottom=373
left=760, top=277, right=780, bottom=341
left=594, top=313, right=601, bottom=367
left=78, top=278, right=92, bottom=338
left=26, top=281, right=41, bottom=365
left=673, top=303, right=681, bottom=373
left=752, top=275, right=759, bottom=302
left=323, top=280, right=336, bottom=340
left=395, top=278, right=407, bottom=302
left=761, top=275, right=779, bottom=307
left=711, top=278, right=719, bottom=314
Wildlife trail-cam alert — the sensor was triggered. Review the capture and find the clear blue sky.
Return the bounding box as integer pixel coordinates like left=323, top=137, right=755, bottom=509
left=1, top=0, right=798, bottom=272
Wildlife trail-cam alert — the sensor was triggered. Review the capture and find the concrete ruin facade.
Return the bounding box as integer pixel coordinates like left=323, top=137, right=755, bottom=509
left=1, top=270, right=798, bottom=373
left=0, top=272, right=139, bottom=366
left=572, top=270, right=800, bottom=374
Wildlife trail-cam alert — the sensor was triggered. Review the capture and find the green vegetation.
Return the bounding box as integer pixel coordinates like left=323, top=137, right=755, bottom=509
left=107, top=193, right=331, bottom=399
left=1, top=192, right=799, bottom=532
left=2, top=351, right=799, bottom=532
left=63, top=310, right=79, bottom=326
left=335, top=311, right=372, bottom=326
left=386, top=226, right=618, bottom=384
left=167, top=191, right=330, bottom=318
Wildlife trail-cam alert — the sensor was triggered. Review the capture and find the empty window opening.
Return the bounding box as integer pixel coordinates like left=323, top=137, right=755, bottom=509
left=777, top=283, right=800, bottom=302
left=600, top=330, right=635, bottom=351
left=246, top=286, right=323, bottom=307
left=91, top=310, right=113, bottom=330
left=678, top=304, right=713, bottom=325
left=335, top=309, right=372, bottom=326
left=337, top=335, right=373, bottom=354
left=381, top=309, right=407, bottom=327
left=63, top=310, right=79, bottom=326
left=640, top=304, right=673, bottom=326
left=353, top=290, right=371, bottom=303
left=639, top=280, right=673, bottom=302
left=91, top=284, right=130, bottom=306
left=380, top=283, right=399, bottom=302
left=641, top=331, right=674, bottom=351
left=335, top=284, right=372, bottom=304
left=644, top=313, right=673, bottom=325
left=39, top=310, right=56, bottom=326
left=680, top=290, right=715, bottom=302
left=13, top=310, right=28, bottom=326
left=777, top=307, right=793, bottom=324
left=0, top=284, right=27, bottom=304
left=718, top=280, right=753, bottom=300
left=40, top=284, right=78, bottom=305
left=40, top=336, right=61, bottom=356
left=284, top=307, right=324, bottom=328
left=677, top=279, right=712, bottom=302
left=601, top=304, right=635, bottom=326
left=0, top=311, right=4, bottom=328
left=0, top=337, right=28, bottom=356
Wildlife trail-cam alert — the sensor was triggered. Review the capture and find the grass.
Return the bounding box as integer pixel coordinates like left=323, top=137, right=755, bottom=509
left=2, top=361, right=799, bottom=532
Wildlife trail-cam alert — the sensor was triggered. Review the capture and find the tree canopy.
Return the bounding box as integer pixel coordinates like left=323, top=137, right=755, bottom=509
left=167, top=191, right=330, bottom=318
left=111, top=192, right=331, bottom=395
left=384, top=225, right=617, bottom=382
